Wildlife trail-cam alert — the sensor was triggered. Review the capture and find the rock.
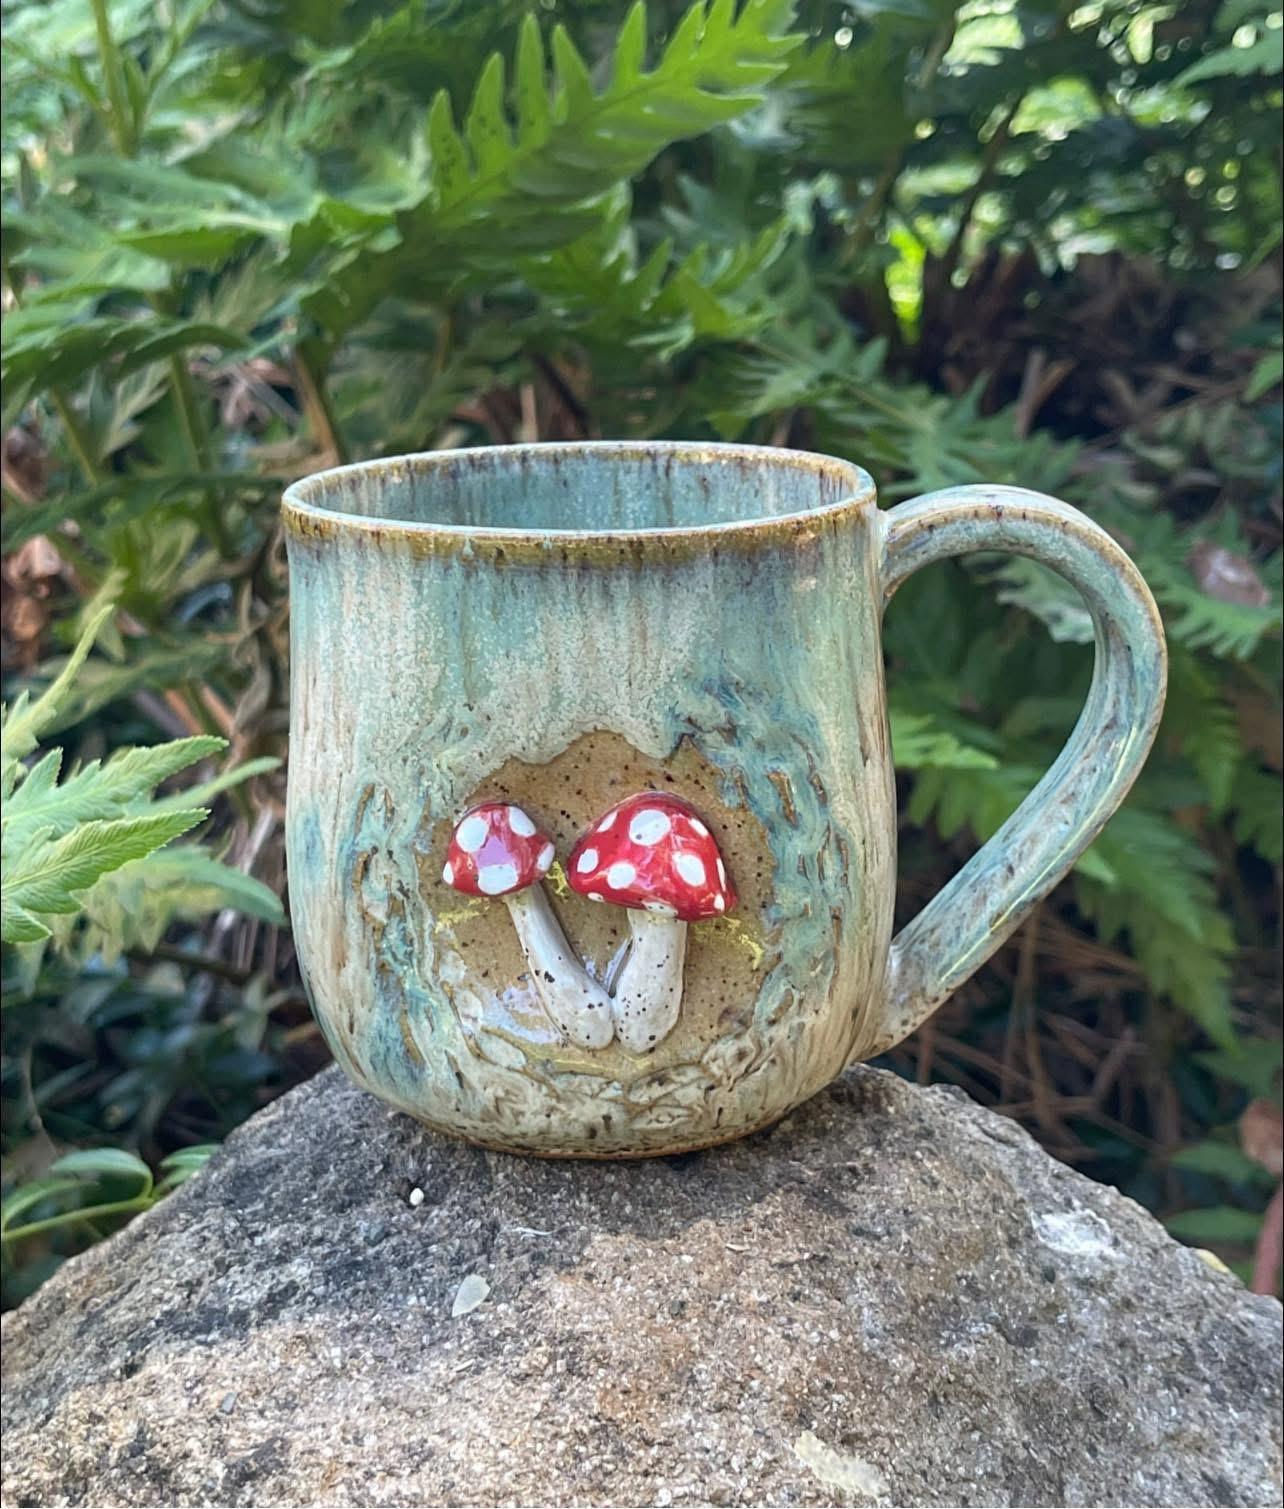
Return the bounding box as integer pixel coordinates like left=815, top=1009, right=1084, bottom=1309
left=2, top=1066, right=1280, bottom=1508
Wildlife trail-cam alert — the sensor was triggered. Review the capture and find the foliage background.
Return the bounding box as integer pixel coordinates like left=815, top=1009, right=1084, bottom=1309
left=1, top=0, right=1280, bottom=1307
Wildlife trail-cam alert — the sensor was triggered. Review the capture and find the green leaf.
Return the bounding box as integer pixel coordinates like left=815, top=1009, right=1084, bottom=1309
left=1130, top=512, right=1281, bottom=661
left=305, top=0, right=802, bottom=336
left=1194, top=1042, right=1284, bottom=1097
left=116, top=225, right=259, bottom=266
left=890, top=708, right=1000, bottom=770
left=50, top=1147, right=154, bottom=1197
left=3, top=736, right=225, bottom=851
left=1165, top=1205, right=1266, bottom=1243
left=1171, top=1141, right=1278, bottom=1187
left=0, top=1178, right=83, bottom=1234
left=1231, top=764, right=1284, bottom=862
left=1165, top=650, right=1241, bottom=813
left=0, top=600, right=115, bottom=767
left=1246, top=346, right=1283, bottom=402
left=30, top=641, right=227, bottom=734
left=78, top=849, right=285, bottom=959
left=155, top=1143, right=218, bottom=1191
left=1078, top=807, right=1238, bottom=1044
left=1, top=474, right=280, bottom=554
left=0, top=895, right=52, bottom=944
left=5, top=201, right=170, bottom=294
left=1177, top=29, right=1283, bottom=83
left=4, top=810, right=207, bottom=919
left=989, top=558, right=1095, bottom=644
left=151, top=755, right=281, bottom=812
left=1, top=306, right=248, bottom=400
left=98, top=737, right=227, bottom=804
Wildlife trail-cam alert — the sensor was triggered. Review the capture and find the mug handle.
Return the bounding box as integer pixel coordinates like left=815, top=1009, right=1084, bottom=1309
left=867, top=484, right=1167, bottom=1058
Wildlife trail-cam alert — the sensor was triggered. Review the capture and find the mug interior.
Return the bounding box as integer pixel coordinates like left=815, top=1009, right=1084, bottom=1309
left=283, top=442, right=873, bottom=536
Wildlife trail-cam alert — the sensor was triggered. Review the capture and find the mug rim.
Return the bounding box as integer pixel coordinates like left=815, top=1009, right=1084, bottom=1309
left=282, top=441, right=877, bottom=556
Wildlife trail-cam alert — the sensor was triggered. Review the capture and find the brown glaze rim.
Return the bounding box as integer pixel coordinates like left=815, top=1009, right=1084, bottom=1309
left=281, top=441, right=877, bottom=564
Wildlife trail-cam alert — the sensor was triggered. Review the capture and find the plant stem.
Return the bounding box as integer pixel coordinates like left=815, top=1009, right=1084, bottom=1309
left=937, top=95, right=1023, bottom=292
left=90, top=0, right=135, bottom=155
left=3, top=257, right=106, bottom=487
left=294, top=342, right=349, bottom=464
left=845, top=14, right=956, bottom=262
left=846, top=151, right=907, bottom=261
left=168, top=353, right=212, bottom=472
left=4, top=1195, right=152, bottom=1242
left=49, top=392, right=107, bottom=485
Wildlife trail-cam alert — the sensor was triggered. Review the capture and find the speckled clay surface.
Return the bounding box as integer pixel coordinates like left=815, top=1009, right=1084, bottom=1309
left=283, top=442, right=1166, bottom=1156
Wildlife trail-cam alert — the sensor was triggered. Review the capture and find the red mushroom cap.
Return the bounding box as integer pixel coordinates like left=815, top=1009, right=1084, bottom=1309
left=443, top=802, right=555, bottom=898
left=566, top=792, right=735, bottom=923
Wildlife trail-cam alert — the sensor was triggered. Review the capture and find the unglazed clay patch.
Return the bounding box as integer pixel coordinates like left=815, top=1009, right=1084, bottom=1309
left=418, top=731, right=773, bottom=1073
left=441, top=790, right=737, bottom=1054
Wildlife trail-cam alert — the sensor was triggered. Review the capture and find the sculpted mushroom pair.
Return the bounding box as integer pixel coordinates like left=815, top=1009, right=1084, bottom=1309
left=442, top=792, right=736, bottom=1053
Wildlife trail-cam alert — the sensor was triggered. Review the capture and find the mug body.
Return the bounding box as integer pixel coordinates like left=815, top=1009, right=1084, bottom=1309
left=284, top=443, right=891, bottom=1156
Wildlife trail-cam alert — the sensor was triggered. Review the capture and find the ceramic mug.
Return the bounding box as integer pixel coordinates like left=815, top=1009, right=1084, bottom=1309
left=283, top=442, right=1165, bottom=1157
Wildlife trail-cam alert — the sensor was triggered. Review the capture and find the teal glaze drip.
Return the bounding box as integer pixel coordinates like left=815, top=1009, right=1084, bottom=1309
left=668, top=677, right=860, bottom=1035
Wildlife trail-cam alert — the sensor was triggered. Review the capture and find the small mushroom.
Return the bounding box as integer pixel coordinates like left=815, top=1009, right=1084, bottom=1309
left=443, top=802, right=613, bottom=1049
left=567, top=792, right=736, bottom=1054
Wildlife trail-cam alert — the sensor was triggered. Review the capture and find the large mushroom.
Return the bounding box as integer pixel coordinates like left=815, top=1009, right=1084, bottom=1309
left=567, top=792, right=736, bottom=1054
left=443, top=802, right=613, bottom=1049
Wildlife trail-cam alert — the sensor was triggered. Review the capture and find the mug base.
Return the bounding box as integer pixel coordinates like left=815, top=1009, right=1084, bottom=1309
left=396, top=1102, right=794, bottom=1161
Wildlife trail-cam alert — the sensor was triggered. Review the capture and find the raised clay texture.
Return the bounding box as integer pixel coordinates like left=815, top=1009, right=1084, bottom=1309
left=2, top=1066, right=1279, bottom=1508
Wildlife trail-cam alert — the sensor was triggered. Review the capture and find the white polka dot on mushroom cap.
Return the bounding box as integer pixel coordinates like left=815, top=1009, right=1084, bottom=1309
left=477, top=863, right=519, bottom=895
left=628, top=808, right=671, bottom=845
left=537, top=842, right=555, bottom=872
left=675, top=852, right=706, bottom=887
left=606, top=861, right=636, bottom=890
left=713, top=894, right=725, bottom=911
left=596, top=810, right=617, bottom=832
left=455, top=813, right=489, bottom=853
left=576, top=847, right=598, bottom=874
left=716, top=857, right=727, bottom=887
left=588, top=891, right=604, bottom=902
left=442, top=861, right=454, bottom=885
left=507, top=806, right=536, bottom=837
left=689, top=817, right=710, bottom=838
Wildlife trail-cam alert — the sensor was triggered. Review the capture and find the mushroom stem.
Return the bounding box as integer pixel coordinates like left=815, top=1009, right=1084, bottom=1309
left=502, top=887, right=614, bottom=1050
left=611, top=912, right=689, bottom=1055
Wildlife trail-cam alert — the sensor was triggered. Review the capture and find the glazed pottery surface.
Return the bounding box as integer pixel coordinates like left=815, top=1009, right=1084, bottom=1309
left=283, top=442, right=1166, bottom=1156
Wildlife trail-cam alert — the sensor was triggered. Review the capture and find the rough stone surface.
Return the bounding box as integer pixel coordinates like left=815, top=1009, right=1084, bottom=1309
left=2, top=1065, right=1280, bottom=1509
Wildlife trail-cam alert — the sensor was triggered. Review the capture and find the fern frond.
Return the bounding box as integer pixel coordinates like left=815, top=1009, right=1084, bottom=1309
left=988, top=557, right=1095, bottom=645
left=2, top=630, right=280, bottom=948
left=306, top=0, right=801, bottom=335
left=4, top=810, right=206, bottom=923
left=1077, top=807, right=1237, bottom=1045
left=906, top=759, right=1119, bottom=884
left=1129, top=512, right=1281, bottom=661
left=0, top=601, right=115, bottom=771
left=524, top=184, right=793, bottom=358
left=1164, top=649, right=1242, bottom=813
left=889, top=709, right=999, bottom=771
left=1230, top=763, right=1284, bottom=863
left=78, top=849, right=286, bottom=961
left=2, top=736, right=226, bottom=850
